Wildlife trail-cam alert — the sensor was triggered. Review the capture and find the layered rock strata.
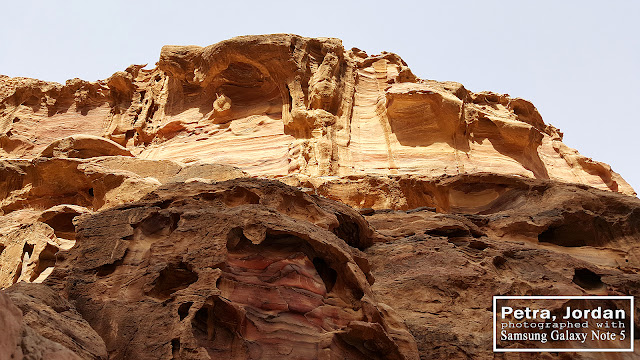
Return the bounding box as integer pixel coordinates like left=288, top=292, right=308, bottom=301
left=0, top=35, right=633, bottom=195
left=44, top=179, right=418, bottom=360
left=0, top=34, right=638, bottom=359
left=362, top=178, right=640, bottom=358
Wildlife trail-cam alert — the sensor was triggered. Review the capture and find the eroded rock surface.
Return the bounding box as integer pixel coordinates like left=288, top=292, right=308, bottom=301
left=44, top=179, right=418, bottom=360
left=1, top=34, right=639, bottom=359
left=0, top=283, right=106, bottom=360
left=40, top=134, right=133, bottom=159
left=0, top=157, right=246, bottom=289
left=0, top=35, right=633, bottom=195
left=363, top=176, right=640, bottom=359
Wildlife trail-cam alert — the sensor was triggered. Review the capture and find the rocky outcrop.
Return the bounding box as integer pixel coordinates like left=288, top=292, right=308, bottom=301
left=0, top=157, right=246, bottom=289
left=44, top=179, right=417, bottom=360
left=0, top=290, right=25, bottom=359
left=0, top=283, right=106, bottom=360
left=40, top=135, right=133, bottom=159
left=362, top=177, right=640, bottom=358
left=0, top=34, right=638, bottom=359
left=0, top=222, right=66, bottom=288
left=0, top=157, right=246, bottom=215
left=0, top=35, right=633, bottom=194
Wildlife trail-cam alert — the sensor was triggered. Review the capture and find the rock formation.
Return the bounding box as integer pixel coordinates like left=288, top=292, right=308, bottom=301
left=0, top=34, right=638, bottom=359
left=0, top=35, right=632, bottom=194
left=0, top=283, right=106, bottom=359
left=43, top=179, right=418, bottom=360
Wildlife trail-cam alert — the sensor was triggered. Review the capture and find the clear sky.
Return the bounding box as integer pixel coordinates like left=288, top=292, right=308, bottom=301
left=2, top=1, right=638, bottom=194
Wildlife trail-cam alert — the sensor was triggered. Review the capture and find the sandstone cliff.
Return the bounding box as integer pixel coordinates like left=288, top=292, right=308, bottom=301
left=0, top=34, right=633, bottom=195
left=0, top=34, right=638, bottom=359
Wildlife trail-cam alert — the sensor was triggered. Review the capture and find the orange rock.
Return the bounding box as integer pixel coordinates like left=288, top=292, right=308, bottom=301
left=40, top=134, right=133, bottom=159
left=1, top=34, right=639, bottom=359
left=0, top=35, right=632, bottom=195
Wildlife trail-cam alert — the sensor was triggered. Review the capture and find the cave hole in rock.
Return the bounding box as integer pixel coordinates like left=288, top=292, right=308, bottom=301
left=313, top=257, right=337, bottom=292
left=12, top=243, right=34, bottom=282
left=218, top=62, right=279, bottom=104
left=220, top=62, right=265, bottom=87
left=96, top=252, right=126, bottom=277
left=148, top=262, right=198, bottom=299
left=572, top=268, right=604, bottom=290
left=24, top=95, right=41, bottom=110
left=205, top=227, right=379, bottom=357
left=538, top=212, right=616, bottom=247
left=221, top=230, right=352, bottom=305
left=42, top=212, right=78, bottom=239
left=468, top=240, right=489, bottom=250
left=178, top=302, right=193, bottom=320
left=205, top=61, right=282, bottom=120
left=23, top=243, right=34, bottom=258
left=147, top=101, right=159, bottom=121
left=171, top=338, right=180, bottom=358
left=225, top=227, right=246, bottom=250
left=193, top=305, right=213, bottom=340
left=333, top=212, right=364, bottom=250
left=426, top=226, right=471, bottom=238
left=352, top=287, right=365, bottom=301
left=538, top=224, right=596, bottom=247
left=125, top=129, right=136, bottom=141
left=492, top=255, right=507, bottom=268
left=192, top=298, right=240, bottom=354
left=157, top=199, right=174, bottom=209
left=136, top=211, right=181, bottom=237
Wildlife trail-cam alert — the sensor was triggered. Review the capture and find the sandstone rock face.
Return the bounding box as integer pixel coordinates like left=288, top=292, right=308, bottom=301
left=0, top=283, right=106, bottom=360
left=1, top=34, right=639, bottom=359
left=40, top=135, right=133, bottom=159
left=0, top=222, right=64, bottom=288
left=362, top=177, right=640, bottom=358
left=0, top=290, right=24, bottom=359
left=4, top=283, right=107, bottom=359
left=0, top=35, right=633, bottom=195
left=0, top=157, right=246, bottom=289
left=45, top=179, right=418, bottom=360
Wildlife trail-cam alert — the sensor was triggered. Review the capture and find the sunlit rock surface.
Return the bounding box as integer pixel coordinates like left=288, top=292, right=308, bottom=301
left=0, top=35, right=632, bottom=194
left=0, top=34, right=638, bottom=359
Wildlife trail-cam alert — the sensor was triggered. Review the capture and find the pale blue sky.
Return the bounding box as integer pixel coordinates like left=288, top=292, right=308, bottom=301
left=2, top=1, right=638, bottom=194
